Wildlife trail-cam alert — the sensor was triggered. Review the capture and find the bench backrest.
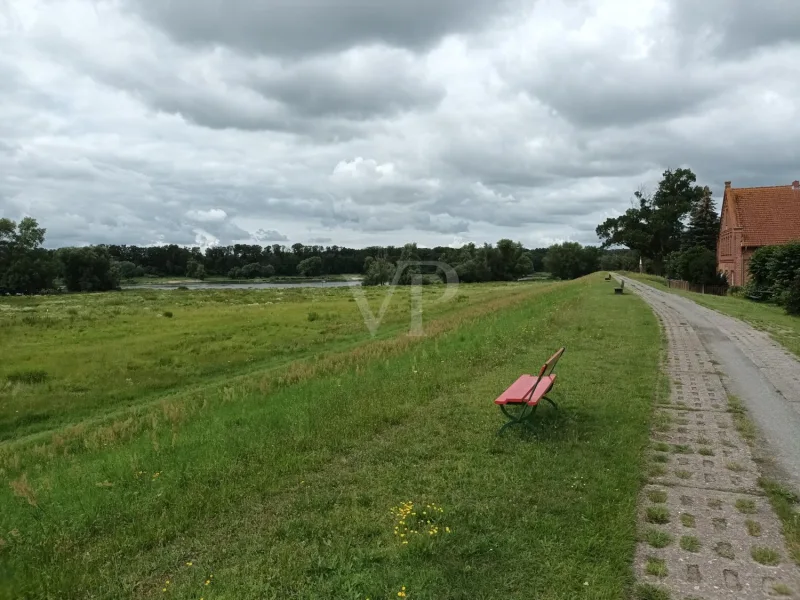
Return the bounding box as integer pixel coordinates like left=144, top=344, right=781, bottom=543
left=538, top=347, right=565, bottom=379
left=521, top=347, right=565, bottom=402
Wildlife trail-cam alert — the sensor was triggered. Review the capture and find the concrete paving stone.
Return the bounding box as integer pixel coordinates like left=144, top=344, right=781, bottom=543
left=653, top=408, right=738, bottom=437
left=667, top=351, right=719, bottom=375
left=647, top=452, right=762, bottom=495
left=620, top=275, right=800, bottom=599
left=650, top=431, right=754, bottom=467
left=665, top=371, right=729, bottom=411
left=637, top=485, right=800, bottom=599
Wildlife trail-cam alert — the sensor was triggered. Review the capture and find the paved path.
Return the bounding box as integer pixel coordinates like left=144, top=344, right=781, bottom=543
left=621, top=276, right=800, bottom=489
left=620, top=275, right=800, bottom=599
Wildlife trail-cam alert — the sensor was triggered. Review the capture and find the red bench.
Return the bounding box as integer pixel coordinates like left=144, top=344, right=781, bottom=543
left=494, top=348, right=565, bottom=434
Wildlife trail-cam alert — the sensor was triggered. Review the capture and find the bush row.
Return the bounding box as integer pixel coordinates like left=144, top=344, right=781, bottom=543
left=747, top=243, right=800, bottom=314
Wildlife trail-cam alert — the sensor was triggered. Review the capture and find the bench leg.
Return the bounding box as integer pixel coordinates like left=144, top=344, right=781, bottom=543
left=543, top=395, right=559, bottom=410
left=497, top=403, right=537, bottom=435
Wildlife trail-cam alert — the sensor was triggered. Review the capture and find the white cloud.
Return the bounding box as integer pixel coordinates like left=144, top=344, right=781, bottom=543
left=186, top=208, right=228, bottom=223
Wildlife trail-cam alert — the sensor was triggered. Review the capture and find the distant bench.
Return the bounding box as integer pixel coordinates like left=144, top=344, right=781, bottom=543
left=494, top=348, right=565, bottom=434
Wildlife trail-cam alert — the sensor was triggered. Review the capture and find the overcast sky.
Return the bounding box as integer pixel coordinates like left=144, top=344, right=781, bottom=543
left=1, top=0, right=798, bottom=249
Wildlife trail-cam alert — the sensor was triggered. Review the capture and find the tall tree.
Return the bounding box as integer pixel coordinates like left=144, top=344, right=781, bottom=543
left=544, top=242, right=600, bottom=280
left=58, top=246, right=119, bottom=292
left=596, top=168, right=706, bottom=273
left=396, top=243, right=421, bottom=285
left=297, top=256, right=323, bottom=277
left=0, top=217, right=57, bottom=294
left=683, top=186, right=720, bottom=252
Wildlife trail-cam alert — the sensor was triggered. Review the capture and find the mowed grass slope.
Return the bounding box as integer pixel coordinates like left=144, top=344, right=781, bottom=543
left=0, top=276, right=661, bottom=599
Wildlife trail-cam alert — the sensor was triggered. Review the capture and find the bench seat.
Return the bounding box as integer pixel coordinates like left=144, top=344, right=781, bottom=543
left=494, top=374, right=556, bottom=406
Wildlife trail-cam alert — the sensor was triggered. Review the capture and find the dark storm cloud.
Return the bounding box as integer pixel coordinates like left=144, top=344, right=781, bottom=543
left=126, top=0, right=513, bottom=57
left=243, top=49, right=444, bottom=120
left=52, top=33, right=441, bottom=134
left=529, top=63, right=716, bottom=129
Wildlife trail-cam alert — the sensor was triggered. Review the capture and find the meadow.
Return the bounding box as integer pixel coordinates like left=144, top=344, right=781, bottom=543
left=0, top=276, right=662, bottom=599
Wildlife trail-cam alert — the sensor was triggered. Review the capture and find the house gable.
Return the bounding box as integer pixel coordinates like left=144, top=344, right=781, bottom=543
left=719, top=183, right=739, bottom=232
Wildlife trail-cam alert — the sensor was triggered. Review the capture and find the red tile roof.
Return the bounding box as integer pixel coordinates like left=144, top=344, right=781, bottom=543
left=728, top=184, right=800, bottom=247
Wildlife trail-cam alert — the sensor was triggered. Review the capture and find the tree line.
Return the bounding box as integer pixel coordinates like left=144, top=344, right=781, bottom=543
left=596, top=167, right=723, bottom=285
left=0, top=217, right=554, bottom=294
left=3, top=213, right=634, bottom=295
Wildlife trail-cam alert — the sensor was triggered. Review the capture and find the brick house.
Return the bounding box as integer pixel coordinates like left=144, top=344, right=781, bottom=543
left=717, top=180, right=800, bottom=286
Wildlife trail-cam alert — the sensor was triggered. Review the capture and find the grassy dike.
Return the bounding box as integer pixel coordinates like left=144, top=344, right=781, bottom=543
left=0, top=276, right=661, bottom=599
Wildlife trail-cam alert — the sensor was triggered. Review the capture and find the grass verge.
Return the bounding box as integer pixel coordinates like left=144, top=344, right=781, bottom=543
left=1, top=275, right=661, bottom=599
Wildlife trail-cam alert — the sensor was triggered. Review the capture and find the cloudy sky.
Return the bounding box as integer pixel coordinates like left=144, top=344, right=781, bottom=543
left=1, top=0, right=798, bottom=249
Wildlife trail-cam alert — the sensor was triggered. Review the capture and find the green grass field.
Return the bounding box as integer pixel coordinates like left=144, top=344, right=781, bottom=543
left=623, top=272, right=800, bottom=358
left=0, top=276, right=662, bottom=599
left=122, top=274, right=362, bottom=286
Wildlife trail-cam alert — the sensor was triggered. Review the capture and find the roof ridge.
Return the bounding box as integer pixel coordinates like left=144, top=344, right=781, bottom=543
left=731, top=183, right=796, bottom=191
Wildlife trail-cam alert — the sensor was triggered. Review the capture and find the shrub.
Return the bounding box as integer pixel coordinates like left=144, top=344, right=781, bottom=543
left=748, top=244, right=778, bottom=291
left=543, top=242, right=600, bottom=280
left=58, top=246, right=120, bottom=292
left=785, top=272, right=800, bottom=315
left=162, top=311, right=173, bottom=318
left=185, top=259, right=206, bottom=280
left=297, top=256, right=323, bottom=277
left=307, top=311, right=319, bottom=322
left=666, top=247, right=725, bottom=285
left=748, top=243, right=800, bottom=304
left=728, top=285, right=744, bottom=297
left=241, top=263, right=265, bottom=279
left=111, top=260, right=140, bottom=280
